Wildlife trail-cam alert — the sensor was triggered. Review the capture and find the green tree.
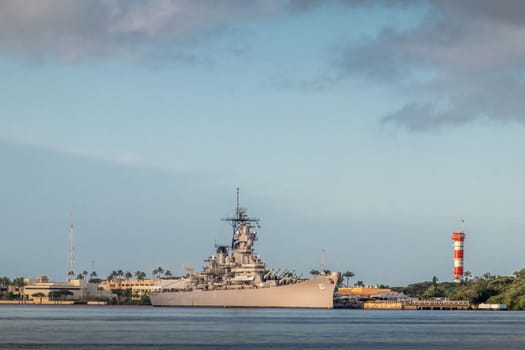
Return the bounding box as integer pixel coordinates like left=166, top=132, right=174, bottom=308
left=482, top=272, right=495, bottom=280
left=423, top=285, right=437, bottom=299
left=125, top=271, right=133, bottom=280
left=310, top=269, right=320, bottom=276
left=139, top=294, right=151, bottom=305
left=513, top=269, right=525, bottom=279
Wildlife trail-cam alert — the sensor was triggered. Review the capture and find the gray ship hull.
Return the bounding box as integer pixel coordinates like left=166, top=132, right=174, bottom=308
left=150, top=273, right=338, bottom=309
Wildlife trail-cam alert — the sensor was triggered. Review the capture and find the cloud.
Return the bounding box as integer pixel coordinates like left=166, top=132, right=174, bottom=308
left=381, top=103, right=470, bottom=132
left=337, top=0, right=525, bottom=130
left=0, top=135, right=192, bottom=175
left=381, top=74, right=525, bottom=131
left=2, top=0, right=525, bottom=131
left=0, top=0, right=298, bottom=62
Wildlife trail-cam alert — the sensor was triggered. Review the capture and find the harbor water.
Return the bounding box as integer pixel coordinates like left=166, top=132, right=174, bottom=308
left=1, top=305, right=525, bottom=349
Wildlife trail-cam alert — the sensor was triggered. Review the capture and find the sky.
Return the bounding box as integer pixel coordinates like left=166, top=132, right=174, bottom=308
left=1, top=0, right=524, bottom=286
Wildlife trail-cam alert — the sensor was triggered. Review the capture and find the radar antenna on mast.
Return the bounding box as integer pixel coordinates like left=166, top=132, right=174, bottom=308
left=321, top=249, right=327, bottom=276
left=236, top=187, right=240, bottom=214
left=222, top=187, right=260, bottom=249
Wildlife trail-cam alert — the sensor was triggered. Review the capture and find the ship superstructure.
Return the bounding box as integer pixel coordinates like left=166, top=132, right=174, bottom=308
left=150, top=190, right=338, bottom=308
left=202, top=190, right=267, bottom=287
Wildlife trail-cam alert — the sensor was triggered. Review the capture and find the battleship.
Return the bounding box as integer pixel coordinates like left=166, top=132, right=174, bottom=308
left=150, top=190, right=339, bottom=308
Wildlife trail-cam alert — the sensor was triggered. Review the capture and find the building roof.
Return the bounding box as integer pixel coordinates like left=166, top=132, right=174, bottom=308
left=337, top=287, right=392, bottom=297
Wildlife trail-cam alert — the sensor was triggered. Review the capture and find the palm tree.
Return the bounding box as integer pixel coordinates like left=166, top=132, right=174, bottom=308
left=343, top=271, right=355, bottom=287
left=135, top=271, right=146, bottom=286
left=310, top=269, right=320, bottom=277
left=0, top=276, right=11, bottom=287
left=107, top=271, right=117, bottom=281
left=153, top=266, right=164, bottom=279
left=164, top=270, right=173, bottom=279
left=116, top=270, right=124, bottom=289
left=431, top=276, right=439, bottom=287
left=89, top=271, right=100, bottom=284
left=0, top=276, right=10, bottom=299
left=123, top=271, right=133, bottom=297
left=13, top=277, right=26, bottom=301
left=355, top=280, right=365, bottom=287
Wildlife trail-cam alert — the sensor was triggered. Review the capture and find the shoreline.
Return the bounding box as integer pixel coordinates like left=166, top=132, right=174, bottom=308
left=0, top=300, right=152, bottom=306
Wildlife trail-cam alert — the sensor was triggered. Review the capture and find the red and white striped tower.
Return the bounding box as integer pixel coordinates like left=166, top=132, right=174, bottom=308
left=451, top=219, right=466, bottom=283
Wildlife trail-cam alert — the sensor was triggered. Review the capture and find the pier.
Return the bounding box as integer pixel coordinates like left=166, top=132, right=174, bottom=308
left=363, top=299, right=469, bottom=310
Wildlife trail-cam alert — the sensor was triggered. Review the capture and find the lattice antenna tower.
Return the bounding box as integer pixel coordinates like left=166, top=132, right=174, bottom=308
left=67, top=212, right=75, bottom=281
left=321, top=249, right=327, bottom=276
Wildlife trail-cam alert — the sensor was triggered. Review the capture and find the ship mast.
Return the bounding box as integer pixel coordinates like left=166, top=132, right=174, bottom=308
left=236, top=187, right=240, bottom=215
left=222, top=187, right=260, bottom=250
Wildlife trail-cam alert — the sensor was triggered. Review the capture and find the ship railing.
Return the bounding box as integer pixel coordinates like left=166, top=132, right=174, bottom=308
left=159, top=288, right=192, bottom=293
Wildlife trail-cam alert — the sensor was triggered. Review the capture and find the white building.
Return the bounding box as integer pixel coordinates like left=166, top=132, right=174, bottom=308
left=22, top=276, right=112, bottom=303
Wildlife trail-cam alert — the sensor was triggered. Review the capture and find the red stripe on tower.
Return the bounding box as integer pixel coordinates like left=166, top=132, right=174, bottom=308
left=451, top=225, right=466, bottom=283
